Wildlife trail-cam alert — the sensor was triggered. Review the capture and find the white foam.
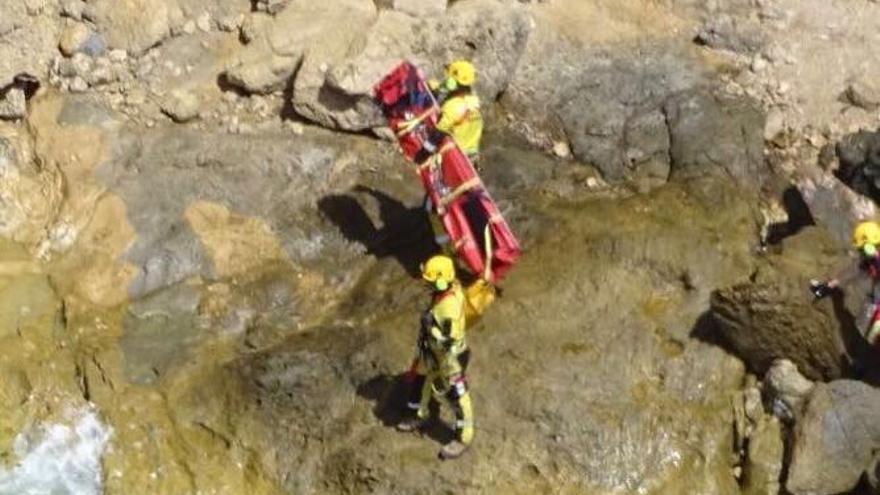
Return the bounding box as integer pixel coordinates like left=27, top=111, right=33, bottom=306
left=0, top=407, right=113, bottom=495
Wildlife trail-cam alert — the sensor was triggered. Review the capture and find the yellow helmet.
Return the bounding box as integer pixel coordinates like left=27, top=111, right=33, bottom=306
left=445, top=60, right=476, bottom=87
left=853, top=221, right=880, bottom=248
left=421, top=255, right=456, bottom=291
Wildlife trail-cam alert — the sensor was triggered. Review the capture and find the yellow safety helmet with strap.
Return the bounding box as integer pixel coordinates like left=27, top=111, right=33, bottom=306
left=853, top=221, right=880, bottom=250
left=444, top=60, right=476, bottom=89
left=422, top=255, right=456, bottom=291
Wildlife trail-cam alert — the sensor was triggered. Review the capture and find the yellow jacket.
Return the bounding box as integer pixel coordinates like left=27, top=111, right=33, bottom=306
left=422, top=282, right=467, bottom=376
left=436, top=93, right=483, bottom=156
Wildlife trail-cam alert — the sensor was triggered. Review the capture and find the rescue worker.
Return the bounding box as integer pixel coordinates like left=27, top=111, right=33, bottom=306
left=397, top=254, right=474, bottom=459
left=413, top=59, right=484, bottom=164
left=811, top=220, right=880, bottom=347
left=409, top=60, right=484, bottom=253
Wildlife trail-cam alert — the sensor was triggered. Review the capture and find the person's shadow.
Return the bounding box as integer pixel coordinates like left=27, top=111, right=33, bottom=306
left=356, top=373, right=456, bottom=446
left=830, top=291, right=880, bottom=385
left=318, top=185, right=437, bottom=277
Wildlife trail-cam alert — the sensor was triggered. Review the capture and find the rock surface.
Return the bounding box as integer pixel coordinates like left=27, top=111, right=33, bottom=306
left=0, top=1, right=879, bottom=494
left=764, top=359, right=815, bottom=421
left=160, top=89, right=200, bottom=122
left=787, top=380, right=880, bottom=495
left=742, top=415, right=784, bottom=495
left=709, top=228, right=851, bottom=381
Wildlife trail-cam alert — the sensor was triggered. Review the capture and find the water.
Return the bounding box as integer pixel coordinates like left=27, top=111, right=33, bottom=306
left=0, top=408, right=112, bottom=495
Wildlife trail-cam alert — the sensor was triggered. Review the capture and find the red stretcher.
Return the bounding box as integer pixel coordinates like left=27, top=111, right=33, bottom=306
left=373, top=61, right=520, bottom=284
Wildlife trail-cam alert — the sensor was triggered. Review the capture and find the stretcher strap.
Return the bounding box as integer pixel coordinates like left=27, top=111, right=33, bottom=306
left=417, top=142, right=457, bottom=172
left=439, top=178, right=481, bottom=207
left=482, top=223, right=493, bottom=281
left=395, top=108, right=435, bottom=137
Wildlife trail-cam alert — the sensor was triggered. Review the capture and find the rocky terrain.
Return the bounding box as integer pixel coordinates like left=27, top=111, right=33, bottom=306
left=1, top=0, right=880, bottom=494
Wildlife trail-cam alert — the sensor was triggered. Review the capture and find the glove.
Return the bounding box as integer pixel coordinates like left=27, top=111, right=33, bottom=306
left=809, top=279, right=832, bottom=299
left=413, top=147, right=432, bottom=164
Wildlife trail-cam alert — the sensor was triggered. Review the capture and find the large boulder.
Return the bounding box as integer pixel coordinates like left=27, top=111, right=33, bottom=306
left=506, top=23, right=765, bottom=188
left=664, top=90, right=766, bottom=185
left=540, top=47, right=711, bottom=184
left=224, top=0, right=377, bottom=96
left=708, top=228, right=851, bottom=381
left=90, top=0, right=250, bottom=55
left=797, top=168, right=876, bottom=249
left=764, top=359, right=815, bottom=421
left=787, top=380, right=880, bottom=495
left=833, top=129, right=880, bottom=203
left=312, top=0, right=531, bottom=131
left=742, top=415, right=784, bottom=495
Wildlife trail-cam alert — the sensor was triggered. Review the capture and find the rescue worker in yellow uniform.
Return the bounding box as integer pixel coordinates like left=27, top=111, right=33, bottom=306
left=397, top=255, right=474, bottom=459
left=412, top=60, right=484, bottom=252
left=811, top=221, right=880, bottom=347
left=416, top=59, right=483, bottom=161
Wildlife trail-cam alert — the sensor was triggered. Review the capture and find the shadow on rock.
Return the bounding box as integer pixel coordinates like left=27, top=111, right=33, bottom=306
left=318, top=186, right=436, bottom=277
left=830, top=291, right=880, bottom=386
left=356, top=373, right=455, bottom=446
left=764, top=186, right=815, bottom=247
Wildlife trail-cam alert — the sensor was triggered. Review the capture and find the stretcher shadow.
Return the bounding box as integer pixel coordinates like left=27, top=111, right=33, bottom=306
left=357, top=373, right=456, bottom=446
left=318, top=186, right=437, bottom=278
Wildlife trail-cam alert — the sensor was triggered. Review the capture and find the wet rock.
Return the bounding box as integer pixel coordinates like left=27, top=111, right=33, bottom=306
left=787, top=380, right=880, bottom=495
left=160, top=89, right=200, bottom=123
left=206, top=179, right=760, bottom=495
left=764, top=359, right=814, bottom=421
left=89, top=124, right=358, bottom=298
left=845, top=79, right=880, bottom=110
left=664, top=90, right=766, bottom=187
left=392, top=0, right=446, bottom=17
left=709, top=228, right=849, bottom=380
left=59, top=22, right=93, bottom=57
left=121, top=282, right=201, bottom=384
left=742, top=416, right=784, bottom=495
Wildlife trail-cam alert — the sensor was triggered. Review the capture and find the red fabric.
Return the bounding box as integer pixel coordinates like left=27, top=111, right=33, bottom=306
left=404, top=358, right=419, bottom=384
left=373, top=61, right=521, bottom=283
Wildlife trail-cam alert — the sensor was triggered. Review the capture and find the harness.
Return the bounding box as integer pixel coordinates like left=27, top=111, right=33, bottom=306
left=861, top=254, right=880, bottom=280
